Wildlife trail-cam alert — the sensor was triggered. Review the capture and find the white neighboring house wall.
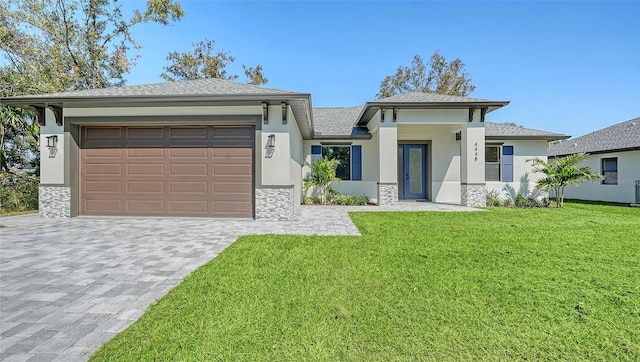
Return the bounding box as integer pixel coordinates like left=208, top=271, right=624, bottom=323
left=560, top=150, right=640, bottom=204
left=485, top=140, right=549, bottom=200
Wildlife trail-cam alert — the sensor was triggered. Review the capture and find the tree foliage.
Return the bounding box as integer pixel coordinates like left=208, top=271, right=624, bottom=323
left=1, top=0, right=184, bottom=92
left=0, top=104, right=37, bottom=173
left=377, top=51, right=476, bottom=98
left=528, top=153, right=603, bottom=208
left=161, top=39, right=267, bottom=85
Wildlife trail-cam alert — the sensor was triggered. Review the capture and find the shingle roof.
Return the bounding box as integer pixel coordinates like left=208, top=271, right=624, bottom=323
left=312, top=106, right=369, bottom=138
left=376, top=92, right=495, bottom=103
left=485, top=122, right=569, bottom=141
left=14, top=78, right=298, bottom=98
left=548, top=117, right=640, bottom=156
left=1, top=78, right=315, bottom=139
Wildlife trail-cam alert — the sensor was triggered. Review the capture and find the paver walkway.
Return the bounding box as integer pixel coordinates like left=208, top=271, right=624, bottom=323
left=0, top=202, right=478, bottom=361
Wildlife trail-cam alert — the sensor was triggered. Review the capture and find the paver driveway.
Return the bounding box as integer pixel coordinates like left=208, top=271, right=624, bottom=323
left=0, top=203, right=478, bottom=361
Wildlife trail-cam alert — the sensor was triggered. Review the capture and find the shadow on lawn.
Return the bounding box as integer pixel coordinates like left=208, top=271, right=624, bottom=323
left=561, top=198, right=635, bottom=207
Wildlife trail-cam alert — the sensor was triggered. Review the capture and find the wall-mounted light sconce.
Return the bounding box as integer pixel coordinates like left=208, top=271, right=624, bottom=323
left=392, top=108, right=398, bottom=122
left=262, top=102, right=269, bottom=124
left=455, top=131, right=461, bottom=141
left=281, top=102, right=287, bottom=124
left=381, top=108, right=385, bottom=122
left=46, top=135, right=58, bottom=148
left=267, top=134, right=276, bottom=148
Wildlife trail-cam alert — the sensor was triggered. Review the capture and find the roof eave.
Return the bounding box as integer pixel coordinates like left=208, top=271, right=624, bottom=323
left=1, top=93, right=315, bottom=139
left=0, top=93, right=311, bottom=107
left=356, top=101, right=510, bottom=126
left=312, top=134, right=372, bottom=140
left=486, top=134, right=571, bottom=142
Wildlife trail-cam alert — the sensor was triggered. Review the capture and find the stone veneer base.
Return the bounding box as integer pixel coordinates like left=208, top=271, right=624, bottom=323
left=377, top=183, right=398, bottom=206
left=255, top=187, right=294, bottom=220
left=461, top=184, right=486, bottom=207
left=39, top=186, right=71, bottom=218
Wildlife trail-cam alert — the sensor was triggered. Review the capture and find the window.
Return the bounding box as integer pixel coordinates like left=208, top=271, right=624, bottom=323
left=311, top=145, right=362, bottom=181
left=322, top=146, right=351, bottom=180
left=602, top=157, right=618, bottom=185
left=485, top=145, right=500, bottom=181
left=485, top=145, right=514, bottom=182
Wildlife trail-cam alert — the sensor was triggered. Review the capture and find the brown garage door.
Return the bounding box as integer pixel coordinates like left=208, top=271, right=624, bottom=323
left=80, top=126, right=254, bottom=217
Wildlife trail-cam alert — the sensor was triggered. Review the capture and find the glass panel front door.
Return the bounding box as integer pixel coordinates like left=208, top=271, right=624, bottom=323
left=398, top=145, right=427, bottom=200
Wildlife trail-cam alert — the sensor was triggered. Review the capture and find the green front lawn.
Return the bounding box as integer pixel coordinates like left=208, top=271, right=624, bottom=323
left=91, top=202, right=640, bottom=361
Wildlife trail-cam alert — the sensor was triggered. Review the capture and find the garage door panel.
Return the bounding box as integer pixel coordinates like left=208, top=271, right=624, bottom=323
left=169, top=147, right=208, bottom=158
left=127, top=181, right=164, bottom=193
left=127, top=148, right=164, bottom=158
left=213, top=164, right=251, bottom=176
left=85, top=127, right=122, bottom=139
left=170, top=181, right=207, bottom=193
left=213, top=192, right=253, bottom=202
left=81, top=125, right=253, bottom=217
left=127, top=164, right=164, bottom=176
left=85, top=164, right=122, bottom=175
left=127, top=127, right=164, bottom=139
left=212, top=149, right=252, bottom=159
left=169, top=200, right=208, bottom=212
left=213, top=181, right=251, bottom=193
left=170, top=164, right=208, bottom=176
left=126, top=200, right=165, bottom=212
left=85, top=181, right=122, bottom=192
left=213, top=127, right=253, bottom=139
left=85, top=148, right=122, bottom=158
left=213, top=201, right=252, bottom=213
left=84, top=199, right=122, bottom=213
left=170, top=127, right=208, bottom=139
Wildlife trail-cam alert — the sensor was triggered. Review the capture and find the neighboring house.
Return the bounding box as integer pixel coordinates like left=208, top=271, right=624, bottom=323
left=548, top=117, right=640, bottom=204
left=0, top=78, right=568, bottom=220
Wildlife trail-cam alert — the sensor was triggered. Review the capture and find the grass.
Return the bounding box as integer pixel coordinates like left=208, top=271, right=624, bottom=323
left=91, top=201, right=640, bottom=361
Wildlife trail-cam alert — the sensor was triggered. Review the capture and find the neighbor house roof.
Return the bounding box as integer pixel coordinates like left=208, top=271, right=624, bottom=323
left=0, top=78, right=314, bottom=138
left=485, top=122, right=569, bottom=141
left=355, top=91, right=510, bottom=126
left=548, top=117, right=640, bottom=157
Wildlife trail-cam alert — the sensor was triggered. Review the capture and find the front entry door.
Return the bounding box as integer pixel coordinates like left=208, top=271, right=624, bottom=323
left=398, top=145, right=427, bottom=200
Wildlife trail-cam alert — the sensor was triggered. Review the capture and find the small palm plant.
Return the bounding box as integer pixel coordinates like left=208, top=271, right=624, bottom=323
left=303, top=158, right=340, bottom=204
left=528, top=153, right=602, bottom=208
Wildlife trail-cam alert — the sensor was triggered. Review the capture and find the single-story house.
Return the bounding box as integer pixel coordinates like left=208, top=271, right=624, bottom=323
left=1, top=78, right=569, bottom=220
left=548, top=117, right=640, bottom=204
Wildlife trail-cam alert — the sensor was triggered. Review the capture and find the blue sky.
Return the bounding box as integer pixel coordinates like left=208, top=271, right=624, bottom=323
left=124, top=1, right=639, bottom=138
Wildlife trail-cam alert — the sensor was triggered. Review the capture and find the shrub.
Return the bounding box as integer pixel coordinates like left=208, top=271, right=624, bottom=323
left=332, top=195, right=369, bottom=206
left=0, top=172, right=38, bottom=213
left=486, top=189, right=502, bottom=207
